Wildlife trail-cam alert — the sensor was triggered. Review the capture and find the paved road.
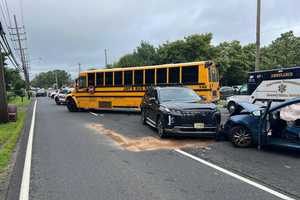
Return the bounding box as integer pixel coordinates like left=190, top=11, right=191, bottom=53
left=27, top=98, right=296, bottom=200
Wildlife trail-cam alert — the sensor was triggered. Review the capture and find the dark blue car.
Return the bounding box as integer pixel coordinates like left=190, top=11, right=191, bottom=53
left=224, top=98, right=300, bottom=150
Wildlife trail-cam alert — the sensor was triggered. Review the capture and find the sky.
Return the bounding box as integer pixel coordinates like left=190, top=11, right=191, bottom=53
left=2, top=0, right=300, bottom=79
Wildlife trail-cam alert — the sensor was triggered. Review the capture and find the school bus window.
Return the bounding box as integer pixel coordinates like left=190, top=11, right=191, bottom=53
left=169, top=67, right=180, bottom=84
left=79, top=76, right=87, bottom=88
left=209, top=66, right=218, bottom=82
left=114, top=71, right=123, bottom=86
left=105, top=72, right=113, bottom=85
left=145, top=69, right=155, bottom=85
left=156, top=68, right=167, bottom=84
left=96, top=72, right=104, bottom=86
left=124, top=71, right=133, bottom=85
left=88, top=73, right=95, bottom=87
left=182, top=65, right=198, bottom=84
left=134, top=70, right=144, bottom=85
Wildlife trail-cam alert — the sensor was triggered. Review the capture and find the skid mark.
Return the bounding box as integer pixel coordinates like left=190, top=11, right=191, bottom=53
left=87, top=123, right=214, bottom=152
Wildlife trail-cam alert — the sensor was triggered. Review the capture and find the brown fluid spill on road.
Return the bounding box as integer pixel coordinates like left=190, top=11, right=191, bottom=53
left=87, top=123, right=214, bottom=152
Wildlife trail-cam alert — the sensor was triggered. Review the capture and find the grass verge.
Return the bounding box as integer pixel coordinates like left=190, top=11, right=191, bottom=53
left=0, top=112, right=25, bottom=173
left=8, top=96, right=31, bottom=107
left=0, top=96, right=31, bottom=173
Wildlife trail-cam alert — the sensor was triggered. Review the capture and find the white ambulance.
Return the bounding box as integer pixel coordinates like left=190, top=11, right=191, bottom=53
left=226, top=67, right=300, bottom=114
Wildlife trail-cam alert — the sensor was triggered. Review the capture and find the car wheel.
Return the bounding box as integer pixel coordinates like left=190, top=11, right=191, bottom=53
left=230, top=125, right=252, bottom=147
left=157, top=117, right=166, bottom=138
left=141, top=109, right=146, bottom=125
left=227, top=101, right=237, bottom=115
left=55, top=98, right=60, bottom=105
left=66, top=98, right=78, bottom=112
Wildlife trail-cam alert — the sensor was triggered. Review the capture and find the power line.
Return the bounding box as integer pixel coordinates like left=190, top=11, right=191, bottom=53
left=12, top=15, right=30, bottom=93
left=1, top=32, right=21, bottom=70
left=0, top=22, right=22, bottom=71
left=18, top=0, right=25, bottom=26
left=0, top=1, right=8, bottom=30
left=0, top=0, right=21, bottom=65
left=3, top=0, right=11, bottom=27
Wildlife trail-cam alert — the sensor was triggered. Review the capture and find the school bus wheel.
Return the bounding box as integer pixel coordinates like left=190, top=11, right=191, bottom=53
left=66, top=97, right=78, bottom=112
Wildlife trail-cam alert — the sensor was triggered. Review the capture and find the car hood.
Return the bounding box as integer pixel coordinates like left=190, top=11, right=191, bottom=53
left=161, top=101, right=216, bottom=110
left=235, top=102, right=262, bottom=112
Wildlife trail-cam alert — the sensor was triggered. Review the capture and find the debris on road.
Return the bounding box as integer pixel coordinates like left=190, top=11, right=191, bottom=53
left=87, top=123, right=214, bottom=152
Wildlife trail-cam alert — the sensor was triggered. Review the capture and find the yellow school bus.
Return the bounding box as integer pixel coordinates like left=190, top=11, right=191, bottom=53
left=66, top=61, right=219, bottom=112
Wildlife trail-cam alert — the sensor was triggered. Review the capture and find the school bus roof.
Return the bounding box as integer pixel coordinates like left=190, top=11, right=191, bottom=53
left=81, top=61, right=213, bottom=74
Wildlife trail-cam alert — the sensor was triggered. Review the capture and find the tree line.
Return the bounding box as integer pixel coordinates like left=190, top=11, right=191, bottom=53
left=31, top=70, right=72, bottom=89
left=1, top=53, right=26, bottom=98
left=112, top=31, right=300, bottom=86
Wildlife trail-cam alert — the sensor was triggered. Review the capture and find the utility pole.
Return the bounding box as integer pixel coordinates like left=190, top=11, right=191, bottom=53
left=78, top=63, right=81, bottom=76
left=13, top=15, right=30, bottom=98
left=55, top=71, right=58, bottom=89
left=104, top=48, right=108, bottom=67
left=0, top=42, right=8, bottom=123
left=255, top=0, right=261, bottom=72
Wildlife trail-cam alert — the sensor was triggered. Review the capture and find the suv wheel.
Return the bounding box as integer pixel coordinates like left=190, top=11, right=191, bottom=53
left=157, top=117, right=166, bottom=138
left=141, top=109, right=146, bottom=125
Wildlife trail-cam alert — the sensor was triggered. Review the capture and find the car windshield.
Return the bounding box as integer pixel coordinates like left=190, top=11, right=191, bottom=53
left=159, top=88, right=201, bottom=102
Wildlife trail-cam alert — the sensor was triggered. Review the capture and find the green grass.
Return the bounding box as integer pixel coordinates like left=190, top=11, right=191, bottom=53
left=0, top=112, right=26, bottom=173
left=0, top=97, right=31, bottom=173
left=8, top=96, right=31, bottom=107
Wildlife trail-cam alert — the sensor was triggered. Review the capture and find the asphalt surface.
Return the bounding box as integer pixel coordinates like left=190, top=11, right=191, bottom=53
left=23, top=98, right=299, bottom=199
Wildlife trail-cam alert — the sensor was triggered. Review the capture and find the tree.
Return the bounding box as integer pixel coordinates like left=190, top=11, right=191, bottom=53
left=157, top=39, right=187, bottom=63
left=117, top=54, right=140, bottom=67
left=116, top=34, right=215, bottom=67
left=214, top=41, right=250, bottom=86
left=116, top=41, right=158, bottom=67
left=113, top=30, right=300, bottom=86
left=261, top=31, right=300, bottom=69
left=157, top=33, right=215, bottom=64
left=135, top=41, right=158, bottom=66
left=4, top=67, right=25, bottom=91
left=31, top=70, right=72, bottom=89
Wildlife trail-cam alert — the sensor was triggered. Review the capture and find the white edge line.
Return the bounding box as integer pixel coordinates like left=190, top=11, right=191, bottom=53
left=89, top=112, right=98, bottom=117
left=19, top=99, right=37, bottom=200
left=175, top=149, right=295, bottom=200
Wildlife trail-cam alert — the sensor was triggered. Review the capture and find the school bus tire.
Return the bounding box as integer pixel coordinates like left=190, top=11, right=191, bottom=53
left=66, top=97, right=78, bottom=112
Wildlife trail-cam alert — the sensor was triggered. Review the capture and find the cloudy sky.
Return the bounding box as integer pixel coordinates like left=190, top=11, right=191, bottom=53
left=3, top=0, right=300, bottom=79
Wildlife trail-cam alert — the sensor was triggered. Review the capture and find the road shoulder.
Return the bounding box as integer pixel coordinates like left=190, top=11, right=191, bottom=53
left=2, top=100, right=34, bottom=200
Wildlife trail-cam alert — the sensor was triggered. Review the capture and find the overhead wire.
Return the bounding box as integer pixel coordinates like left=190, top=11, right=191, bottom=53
left=0, top=39, right=22, bottom=71
left=0, top=0, right=8, bottom=30
left=3, top=0, right=11, bottom=27
left=1, top=0, right=20, bottom=60
left=1, top=32, right=21, bottom=68
left=0, top=0, right=23, bottom=71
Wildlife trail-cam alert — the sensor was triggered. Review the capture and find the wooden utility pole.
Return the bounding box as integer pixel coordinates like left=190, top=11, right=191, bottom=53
left=0, top=44, right=8, bottom=123
left=78, top=63, right=81, bottom=76
left=13, top=15, right=30, bottom=98
left=255, top=0, right=261, bottom=71
left=55, top=71, right=58, bottom=89
left=104, top=48, right=108, bottom=67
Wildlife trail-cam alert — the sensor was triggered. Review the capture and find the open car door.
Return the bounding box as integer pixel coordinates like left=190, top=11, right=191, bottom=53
left=264, top=102, right=300, bottom=150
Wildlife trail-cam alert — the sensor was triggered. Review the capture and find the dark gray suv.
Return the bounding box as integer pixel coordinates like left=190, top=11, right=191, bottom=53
left=140, top=87, right=221, bottom=138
